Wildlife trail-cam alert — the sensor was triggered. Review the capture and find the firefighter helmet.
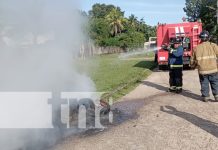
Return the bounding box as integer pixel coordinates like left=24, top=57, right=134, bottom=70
left=199, top=30, right=209, bottom=41
left=170, top=37, right=182, bottom=44
left=175, top=37, right=182, bottom=44
left=173, top=37, right=182, bottom=44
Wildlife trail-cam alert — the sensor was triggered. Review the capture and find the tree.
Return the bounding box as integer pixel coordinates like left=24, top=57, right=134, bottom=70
left=88, top=3, right=123, bottom=18
left=85, top=3, right=157, bottom=49
left=144, top=26, right=156, bottom=41
left=88, top=18, right=110, bottom=46
left=184, top=0, right=217, bottom=42
left=137, top=18, right=147, bottom=32
left=200, top=0, right=217, bottom=41
left=128, top=14, right=138, bottom=28
left=106, top=8, right=126, bottom=36
left=119, top=31, right=145, bottom=49
left=183, top=0, right=202, bottom=22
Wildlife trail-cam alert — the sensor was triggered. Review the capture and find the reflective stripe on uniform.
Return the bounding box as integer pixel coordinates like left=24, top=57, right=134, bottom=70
left=176, top=87, right=182, bottom=89
left=196, top=55, right=217, bottom=61
left=199, top=68, right=218, bottom=75
left=170, top=65, right=183, bottom=68
left=170, top=86, right=176, bottom=90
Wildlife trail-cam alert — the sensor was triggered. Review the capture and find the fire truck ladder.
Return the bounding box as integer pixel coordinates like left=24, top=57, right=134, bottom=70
left=192, top=26, right=199, bottom=48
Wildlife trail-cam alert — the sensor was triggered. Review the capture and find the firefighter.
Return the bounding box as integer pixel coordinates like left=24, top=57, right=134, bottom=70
left=190, top=31, right=218, bottom=102
left=167, top=37, right=184, bottom=93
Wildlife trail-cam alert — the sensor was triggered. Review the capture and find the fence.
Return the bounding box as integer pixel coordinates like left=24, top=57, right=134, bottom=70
left=79, top=43, right=125, bottom=59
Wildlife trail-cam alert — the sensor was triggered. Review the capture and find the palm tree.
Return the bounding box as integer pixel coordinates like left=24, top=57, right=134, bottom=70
left=106, top=8, right=126, bottom=36
left=137, top=18, right=146, bottom=32
left=128, top=14, right=138, bottom=28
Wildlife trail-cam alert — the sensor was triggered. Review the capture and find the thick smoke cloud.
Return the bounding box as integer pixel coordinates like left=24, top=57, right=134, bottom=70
left=0, top=0, right=95, bottom=91
left=0, top=0, right=95, bottom=149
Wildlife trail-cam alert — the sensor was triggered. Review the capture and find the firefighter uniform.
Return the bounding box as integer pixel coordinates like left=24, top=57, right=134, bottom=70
left=168, top=45, right=184, bottom=93
left=190, top=41, right=218, bottom=101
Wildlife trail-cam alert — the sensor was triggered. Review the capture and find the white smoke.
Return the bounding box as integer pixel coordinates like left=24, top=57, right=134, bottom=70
left=0, top=0, right=95, bottom=149
left=0, top=0, right=94, bottom=91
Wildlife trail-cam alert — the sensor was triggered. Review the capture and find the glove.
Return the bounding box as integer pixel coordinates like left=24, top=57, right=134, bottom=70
left=169, top=48, right=173, bottom=53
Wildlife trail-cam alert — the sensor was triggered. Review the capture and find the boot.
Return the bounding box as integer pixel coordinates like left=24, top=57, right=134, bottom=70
left=214, top=96, right=218, bottom=102
left=176, top=87, right=182, bottom=93
left=167, top=86, right=176, bottom=92
left=202, top=97, right=209, bottom=102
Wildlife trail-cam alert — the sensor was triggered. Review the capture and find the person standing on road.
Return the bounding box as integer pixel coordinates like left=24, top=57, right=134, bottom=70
left=167, top=37, right=184, bottom=93
left=190, top=31, right=218, bottom=102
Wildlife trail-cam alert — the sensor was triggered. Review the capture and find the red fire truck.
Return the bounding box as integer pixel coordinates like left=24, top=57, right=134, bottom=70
left=156, top=21, right=202, bottom=69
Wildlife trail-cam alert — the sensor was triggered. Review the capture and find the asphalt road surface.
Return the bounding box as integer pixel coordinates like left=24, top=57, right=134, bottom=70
left=53, top=69, right=218, bottom=150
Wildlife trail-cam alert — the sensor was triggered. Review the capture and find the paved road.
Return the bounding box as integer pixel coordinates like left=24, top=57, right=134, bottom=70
left=54, top=69, right=218, bottom=150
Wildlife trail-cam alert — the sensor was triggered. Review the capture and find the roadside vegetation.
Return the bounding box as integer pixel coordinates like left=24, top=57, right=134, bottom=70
left=78, top=3, right=157, bottom=100
left=82, top=3, right=156, bottom=50
left=184, top=0, right=217, bottom=42
left=76, top=53, right=156, bottom=100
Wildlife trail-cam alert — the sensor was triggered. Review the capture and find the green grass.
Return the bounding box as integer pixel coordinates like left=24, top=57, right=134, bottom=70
left=75, top=53, right=156, bottom=101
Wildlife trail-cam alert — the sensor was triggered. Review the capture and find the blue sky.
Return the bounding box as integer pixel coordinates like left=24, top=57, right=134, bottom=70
left=80, top=0, right=186, bottom=26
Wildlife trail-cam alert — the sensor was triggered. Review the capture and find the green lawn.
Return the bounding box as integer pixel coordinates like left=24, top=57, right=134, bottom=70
left=76, top=53, right=156, bottom=100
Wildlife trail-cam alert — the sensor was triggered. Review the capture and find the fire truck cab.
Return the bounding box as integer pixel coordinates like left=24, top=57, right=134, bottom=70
left=156, top=22, right=202, bottom=69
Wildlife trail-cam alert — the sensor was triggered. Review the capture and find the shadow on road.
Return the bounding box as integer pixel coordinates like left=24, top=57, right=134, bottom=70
left=142, top=81, right=202, bottom=101
left=161, top=106, right=218, bottom=138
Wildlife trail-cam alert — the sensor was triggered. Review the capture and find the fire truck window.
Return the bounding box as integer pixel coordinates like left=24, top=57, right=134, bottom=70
left=183, top=37, right=191, bottom=51
left=185, top=38, right=190, bottom=43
